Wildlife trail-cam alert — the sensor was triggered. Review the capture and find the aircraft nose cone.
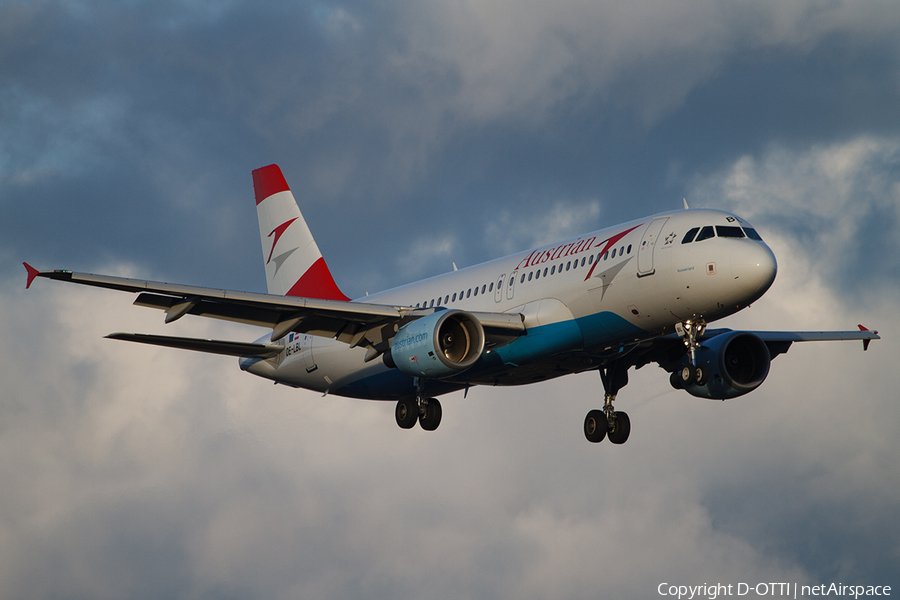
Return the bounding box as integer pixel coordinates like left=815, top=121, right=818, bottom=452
left=732, top=242, right=777, bottom=299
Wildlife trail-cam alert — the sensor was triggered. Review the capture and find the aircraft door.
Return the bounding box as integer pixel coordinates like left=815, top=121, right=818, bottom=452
left=637, top=217, right=669, bottom=277
left=495, top=274, right=505, bottom=302
left=507, top=270, right=518, bottom=300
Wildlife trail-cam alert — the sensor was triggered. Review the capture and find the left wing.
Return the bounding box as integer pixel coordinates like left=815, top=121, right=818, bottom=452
left=24, top=265, right=524, bottom=358
left=631, top=326, right=880, bottom=362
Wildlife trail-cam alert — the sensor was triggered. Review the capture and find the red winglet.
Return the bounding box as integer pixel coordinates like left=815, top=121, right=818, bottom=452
left=23, top=262, right=40, bottom=289
left=858, top=324, right=869, bottom=331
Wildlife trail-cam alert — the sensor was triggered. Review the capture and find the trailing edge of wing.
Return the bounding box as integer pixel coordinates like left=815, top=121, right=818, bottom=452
left=105, top=333, right=283, bottom=358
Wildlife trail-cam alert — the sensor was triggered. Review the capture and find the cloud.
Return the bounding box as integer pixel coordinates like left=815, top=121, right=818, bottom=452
left=689, top=135, right=900, bottom=309
left=484, top=197, right=602, bottom=257
left=2, top=1, right=900, bottom=597
left=4, top=241, right=898, bottom=598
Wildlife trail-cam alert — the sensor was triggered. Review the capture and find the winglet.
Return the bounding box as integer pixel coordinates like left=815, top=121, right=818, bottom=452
left=858, top=324, right=879, bottom=351
left=23, top=262, right=40, bottom=289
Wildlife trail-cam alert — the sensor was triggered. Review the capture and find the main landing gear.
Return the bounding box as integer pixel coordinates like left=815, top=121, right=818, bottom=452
left=395, top=379, right=443, bottom=431
left=584, top=361, right=631, bottom=444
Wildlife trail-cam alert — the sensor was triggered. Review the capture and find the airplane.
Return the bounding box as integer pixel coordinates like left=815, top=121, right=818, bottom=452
left=24, top=164, right=880, bottom=444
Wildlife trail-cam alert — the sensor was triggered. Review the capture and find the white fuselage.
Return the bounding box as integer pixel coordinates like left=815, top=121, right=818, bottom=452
left=241, top=208, right=777, bottom=400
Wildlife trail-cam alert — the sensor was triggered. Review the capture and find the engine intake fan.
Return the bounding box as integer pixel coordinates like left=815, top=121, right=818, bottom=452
left=385, top=310, right=485, bottom=378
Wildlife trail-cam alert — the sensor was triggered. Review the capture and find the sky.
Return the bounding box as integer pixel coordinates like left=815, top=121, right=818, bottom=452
left=2, top=0, right=899, bottom=598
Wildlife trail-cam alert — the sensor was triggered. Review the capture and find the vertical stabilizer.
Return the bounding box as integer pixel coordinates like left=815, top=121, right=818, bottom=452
left=252, top=164, right=350, bottom=301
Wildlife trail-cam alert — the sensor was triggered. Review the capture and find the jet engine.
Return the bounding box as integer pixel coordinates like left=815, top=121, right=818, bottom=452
left=681, top=331, right=771, bottom=399
left=385, top=310, right=485, bottom=378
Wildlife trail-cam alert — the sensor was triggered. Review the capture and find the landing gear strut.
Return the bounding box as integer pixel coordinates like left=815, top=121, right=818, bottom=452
left=395, top=378, right=443, bottom=431
left=584, top=360, right=631, bottom=444
left=675, top=319, right=708, bottom=386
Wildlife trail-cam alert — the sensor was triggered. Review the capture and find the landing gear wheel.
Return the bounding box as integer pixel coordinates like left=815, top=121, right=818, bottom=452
left=395, top=398, right=418, bottom=429
left=607, top=411, right=630, bottom=445
left=419, top=398, right=442, bottom=431
left=679, top=365, right=694, bottom=386
left=584, top=409, right=607, bottom=443
left=695, top=365, right=709, bottom=386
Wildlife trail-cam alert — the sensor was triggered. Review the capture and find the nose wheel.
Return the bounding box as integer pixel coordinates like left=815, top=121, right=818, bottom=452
left=584, top=360, right=631, bottom=445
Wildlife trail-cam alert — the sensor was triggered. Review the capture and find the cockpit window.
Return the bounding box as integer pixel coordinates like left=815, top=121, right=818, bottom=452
left=695, top=226, right=715, bottom=242
left=682, top=227, right=699, bottom=244
left=716, top=226, right=745, bottom=238
left=743, top=228, right=763, bottom=241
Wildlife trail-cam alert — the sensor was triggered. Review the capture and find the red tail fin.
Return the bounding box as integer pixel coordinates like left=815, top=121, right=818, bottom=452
left=252, top=165, right=350, bottom=301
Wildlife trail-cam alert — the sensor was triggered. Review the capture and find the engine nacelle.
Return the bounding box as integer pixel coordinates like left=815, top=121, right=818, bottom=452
left=683, top=331, right=771, bottom=399
left=387, top=310, right=485, bottom=379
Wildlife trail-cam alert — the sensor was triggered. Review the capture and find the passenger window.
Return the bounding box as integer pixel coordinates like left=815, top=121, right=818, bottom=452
left=566, top=261, right=571, bottom=270
left=528, top=272, right=533, bottom=281
left=473, top=286, right=478, bottom=296
left=437, top=296, right=442, bottom=306
left=619, top=246, right=624, bottom=255
left=716, top=226, right=745, bottom=238
left=452, top=293, right=457, bottom=302
left=467, top=289, right=471, bottom=298
left=535, top=270, right=540, bottom=280
left=551, top=265, right=556, bottom=275
left=695, top=226, right=715, bottom=242
left=445, top=295, right=449, bottom=304
left=612, top=248, right=616, bottom=258
left=542, top=268, right=548, bottom=277
left=627, top=244, right=632, bottom=254
left=743, top=228, right=763, bottom=241
left=521, top=274, right=525, bottom=283
left=481, top=285, right=486, bottom=294
left=682, top=227, right=700, bottom=244
left=489, top=282, right=494, bottom=292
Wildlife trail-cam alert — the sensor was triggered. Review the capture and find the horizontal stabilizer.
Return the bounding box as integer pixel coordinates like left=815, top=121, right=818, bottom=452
left=105, top=332, right=283, bottom=358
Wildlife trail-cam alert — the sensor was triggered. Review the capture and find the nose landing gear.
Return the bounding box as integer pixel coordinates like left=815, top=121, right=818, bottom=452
left=676, top=319, right=708, bottom=386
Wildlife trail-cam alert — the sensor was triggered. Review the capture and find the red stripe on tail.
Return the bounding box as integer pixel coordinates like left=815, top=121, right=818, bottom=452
left=252, top=164, right=291, bottom=205
left=286, top=257, right=351, bottom=301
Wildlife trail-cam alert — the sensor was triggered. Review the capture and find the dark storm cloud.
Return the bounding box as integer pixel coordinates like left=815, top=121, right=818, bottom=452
left=5, top=0, right=900, bottom=294
left=2, top=0, right=900, bottom=598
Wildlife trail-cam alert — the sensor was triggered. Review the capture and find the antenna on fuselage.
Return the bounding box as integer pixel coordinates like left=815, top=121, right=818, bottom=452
left=683, top=198, right=690, bottom=210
